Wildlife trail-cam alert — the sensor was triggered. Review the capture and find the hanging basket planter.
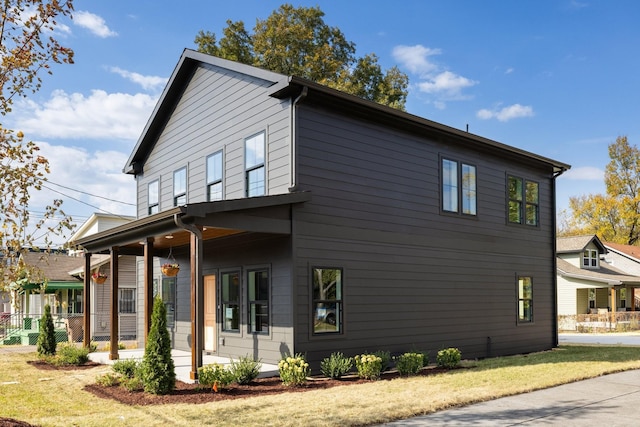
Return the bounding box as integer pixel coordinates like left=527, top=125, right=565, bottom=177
left=92, top=273, right=107, bottom=284
left=162, top=263, right=180, bottom=277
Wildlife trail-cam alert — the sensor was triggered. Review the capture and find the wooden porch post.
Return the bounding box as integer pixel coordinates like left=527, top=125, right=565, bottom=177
left=109, top=246, right=119, bottom=361
left=190, top=228, right=204, bottom=380
left=144, top=238, right=154, bottom=342
left=610, top=288, right=616, bottom=326
left=82, top=252, right=91, bottom=347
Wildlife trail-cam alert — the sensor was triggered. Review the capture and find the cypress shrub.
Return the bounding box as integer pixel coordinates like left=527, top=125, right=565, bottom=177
left=140, top=296, right=175, bottom=394
left=37, top=304, right=56, bottom=356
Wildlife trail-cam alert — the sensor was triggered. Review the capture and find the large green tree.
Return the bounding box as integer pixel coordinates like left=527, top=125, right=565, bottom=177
left=567, top=136, right=640, bottom=244
left=0, top=0, right=75, bottom=290
left=195, top=4, right=409, bottom=110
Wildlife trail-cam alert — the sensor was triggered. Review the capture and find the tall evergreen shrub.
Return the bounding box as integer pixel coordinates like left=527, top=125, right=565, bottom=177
left=140, top=296, right=175, bottom=394
left=37, top=304, right=56, bottom=356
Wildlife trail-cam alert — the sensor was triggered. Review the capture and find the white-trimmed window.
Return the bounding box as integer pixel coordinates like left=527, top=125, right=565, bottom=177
left=245, top=132, right=265, bottom=197
left=119, top=289, right=136, bottom=314
left=207, top=151, right=223, bottom=201
left=148, top=180, right=159, bottom=215
left=582, top=249, right=598, bottom=268
left=517, top=276, right=533, bottom=323
left=173, top=167, right=187, bottom=206
left=442, top=158, right=477, bottom=216
left=508, top=175, right=539, bottom=226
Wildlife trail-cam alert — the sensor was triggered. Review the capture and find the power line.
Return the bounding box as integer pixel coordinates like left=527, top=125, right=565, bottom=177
left=46, top=180, right=136, bottom=206
left=41, top=184, right=134, bottom=221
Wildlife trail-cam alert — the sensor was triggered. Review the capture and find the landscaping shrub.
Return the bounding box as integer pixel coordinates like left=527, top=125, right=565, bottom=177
left=37, top=304, right=56, bottom=357
left=278, top=354, right=310, bottom=386
left=436, top=347, right=462, bottom=369
left=373, top=350, right=391, bottom=371
left=55, top=342, right=90, bottom=365
left=120, top=375, right=144, bottom=392
left=112, top=359, right=140, bottom=379
left=140, top=296, right=176, bottom=395
left=354, top=353, right=383, bottom=380
left=229, top=355, right=262, bottom=385
left=395, top=352, right=424, bottom=376
left=95, top=372, right=120, bottom=387
left=320, top=352, right=353, bottom=379
left=198, top=363, right=234, bottom=391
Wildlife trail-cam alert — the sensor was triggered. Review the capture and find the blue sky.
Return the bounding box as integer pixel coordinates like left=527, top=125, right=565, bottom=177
left=8, top=0, right=640, bottom=245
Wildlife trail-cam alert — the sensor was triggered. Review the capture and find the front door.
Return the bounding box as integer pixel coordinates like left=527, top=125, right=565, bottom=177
left=204, top=275, right=216, bottom=352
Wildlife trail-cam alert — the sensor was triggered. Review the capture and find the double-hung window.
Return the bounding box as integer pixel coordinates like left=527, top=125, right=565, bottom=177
left=221, top=271, right=240, bottom=332
left=148, top=180, right=159, bottom=215
left=248, top=269, right=269, bottom=334
left=173, top=167, right=187, bottom=206
left=206, top=151, right=223, bottom=201
left=517, top=276, right=533, bottom=323
left=245, top=132, right=265, bottom=197
left=442, top=158, right=477, bottom=216
left=119, top=289, right=136, bottom=314
left=508, top=175, right=539, bottom=226
left=582, top=249, right=598, bottom=268
left=312, top=267, right=343, bottom=334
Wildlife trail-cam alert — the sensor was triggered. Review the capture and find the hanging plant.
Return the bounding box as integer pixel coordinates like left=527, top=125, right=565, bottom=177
left=92, top=271, right=108, bottom=284
left=161, top=263, right=180, bottom=277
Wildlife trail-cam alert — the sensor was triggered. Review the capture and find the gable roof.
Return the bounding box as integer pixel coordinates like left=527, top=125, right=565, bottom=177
left=604, top=241, right=640, bottom=263
left=556, top=257, right=640, bottom=286
left=557, top=235, right=607, bottom=254
left=20, top=251, right=83, bottom=282
left=124, top=49, right=571, bottom=177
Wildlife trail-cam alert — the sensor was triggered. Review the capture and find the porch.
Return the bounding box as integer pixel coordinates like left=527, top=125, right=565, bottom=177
left=88, top=349, right=279, bottom=384
left=559, top=310, right=640, bottom=332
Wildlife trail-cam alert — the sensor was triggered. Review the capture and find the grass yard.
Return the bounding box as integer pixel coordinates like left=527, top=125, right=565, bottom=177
left=1, top=345, right=640, bottom=426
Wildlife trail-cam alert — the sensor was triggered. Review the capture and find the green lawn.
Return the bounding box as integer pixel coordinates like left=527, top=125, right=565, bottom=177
left=1, top=345, right=639, bottom=426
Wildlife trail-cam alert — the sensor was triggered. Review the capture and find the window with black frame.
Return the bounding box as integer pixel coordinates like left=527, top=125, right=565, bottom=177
left=248, top=269, right=269, bottom=333
left=312, top=267, right=342, bottom=334
left=221, top=271, right=240, bottom=332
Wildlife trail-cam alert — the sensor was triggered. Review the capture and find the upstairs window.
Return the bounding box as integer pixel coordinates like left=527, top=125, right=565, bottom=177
left=148, top=180, right=159, bottom=215
left=248, top=269, right=269, bottom=334
left=245, top=132, right=265, bottom=197
left=582, top=249, right=598, bottom=268
left=206, top=151, right=223, bottom=201
left=173, top=167, right=187, bottom=206
left=517, top=276, right=533, bottom=323
left=508, top=176, right=539, bottom=226
left=442, top=158, right=476, bottom=216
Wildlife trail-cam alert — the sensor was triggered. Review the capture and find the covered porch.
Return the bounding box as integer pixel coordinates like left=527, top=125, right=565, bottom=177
left=73, top=192, right=310, bottom=380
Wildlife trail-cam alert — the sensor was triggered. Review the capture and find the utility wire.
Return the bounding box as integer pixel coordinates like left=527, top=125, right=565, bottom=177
left=46, top=180, right=136, bottom=206
left=41, top=184, right=134, bottom=220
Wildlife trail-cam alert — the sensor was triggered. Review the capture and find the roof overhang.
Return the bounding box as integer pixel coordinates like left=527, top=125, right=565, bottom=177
left=21, top=281, right=83, bottom=293
left=72, top=192, right=311, bottom=254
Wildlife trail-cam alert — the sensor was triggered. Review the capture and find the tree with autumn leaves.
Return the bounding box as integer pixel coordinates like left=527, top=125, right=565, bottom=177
left=195, top=4, right=409, bottom=110
left=0, top=0, right=75, bottom=289
left=564, top=136, right=640, bottom=245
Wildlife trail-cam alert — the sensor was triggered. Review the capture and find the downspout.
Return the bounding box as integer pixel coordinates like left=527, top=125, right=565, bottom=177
left=552, top=167, right=568, bottom=348
left=174, top=213, right=204, bottom=379
left=288, top=86, right=308, bottom=192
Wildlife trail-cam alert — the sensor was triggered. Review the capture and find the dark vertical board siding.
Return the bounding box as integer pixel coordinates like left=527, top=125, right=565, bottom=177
left=292, top=105, right=557, bottom=365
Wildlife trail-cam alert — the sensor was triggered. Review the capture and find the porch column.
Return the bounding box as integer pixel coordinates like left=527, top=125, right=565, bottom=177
left=144, top=238, right=154, bottom=342
left=190, top=228, right=204, bottom=380
left=82, top=252, right=92, bottom=347
left=610, top=288, right=617, bottom=325
left=109, top=246, right=119, bottom=361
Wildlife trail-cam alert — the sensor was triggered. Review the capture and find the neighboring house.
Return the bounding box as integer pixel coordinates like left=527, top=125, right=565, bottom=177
left=73, top=49, right=570, bottom=377
left=603, top=241, right=640, bottom=310
left=68, top=213, right=137, bottom=341
left=556, top=235, right=640, bottom=321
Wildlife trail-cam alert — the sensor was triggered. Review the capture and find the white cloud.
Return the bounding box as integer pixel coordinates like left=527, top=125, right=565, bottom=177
left=110, top=67, right=167, bottom=92
left=392, top=44, right=476, bottom=106
left=476, top=104, right=534, bottom=122
left=74, top=11, right=118, bottom=38
left=13, top=89, right=158, bottom=141
left=561, top=166, right=604, bottom=181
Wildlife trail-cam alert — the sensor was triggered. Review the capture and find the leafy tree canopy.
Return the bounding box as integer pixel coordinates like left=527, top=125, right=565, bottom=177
left=565, top=136, right=640, bottom=245
left=195, top=4, right=409, bottom=110
left=0, top=0, right=75, bottom=290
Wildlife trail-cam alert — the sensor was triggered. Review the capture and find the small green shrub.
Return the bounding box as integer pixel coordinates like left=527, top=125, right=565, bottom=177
left=37, top=305, right=56, bottom=357
left=395, top=352, right=424, bottom=376
left=140, top=297, right=175, bottom=395
left=373, top=350, right=391, bottom=371
left=278, top=354, right=310, bottom=386
left=229, top=355, right=262, bottom=385
left=354, top=354, right=383, bottom=380
left=436, top=347, right=461, bottom=369
left=55, top=343, right=89, bottom=366
left=320, top=352, right=353, bottom=379
left=95, top=372, right=121, bottom=387
left=112, top=359, right=140, bottom=378
left=121, top=375, right=144, bottom=392
left=198, top=363, right=234, bottom=391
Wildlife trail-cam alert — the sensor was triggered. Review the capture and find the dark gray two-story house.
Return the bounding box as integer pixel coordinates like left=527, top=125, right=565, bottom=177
left=75, top=49, right=569, bottom=379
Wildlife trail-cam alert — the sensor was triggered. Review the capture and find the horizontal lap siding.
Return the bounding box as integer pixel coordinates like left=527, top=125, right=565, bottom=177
left=292, top=105, right=557, bottom=366
left=137, top=64, right=291, bottom=217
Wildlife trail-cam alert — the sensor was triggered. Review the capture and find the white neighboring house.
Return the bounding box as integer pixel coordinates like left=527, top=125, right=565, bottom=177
left=556, top=235, right=640, bottom=319
left=602, top=241, right=640, bottom=310
left=68, top=213, right=137, bottom=341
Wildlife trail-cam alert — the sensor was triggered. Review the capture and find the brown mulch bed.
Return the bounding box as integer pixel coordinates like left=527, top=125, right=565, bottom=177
left=26, top=359, right=101, bottom=370
left=27, top=359, right=450, bottom=406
